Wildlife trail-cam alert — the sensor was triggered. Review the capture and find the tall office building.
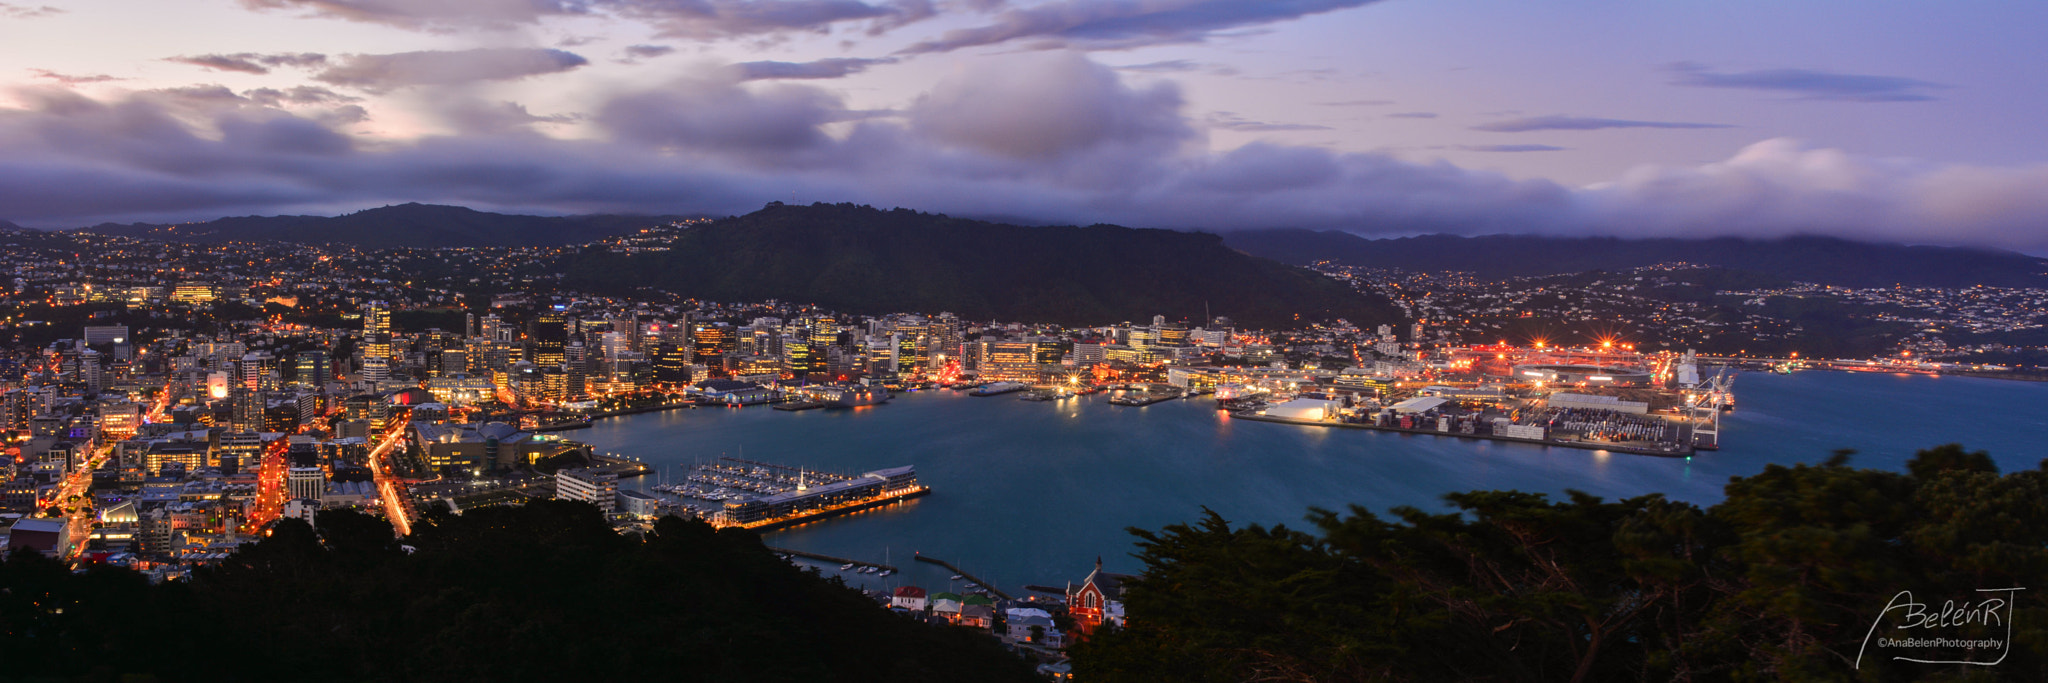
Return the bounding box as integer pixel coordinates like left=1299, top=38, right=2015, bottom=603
left=690, top=322, right=730, bottom=377
left=781, top=337, right=811, bottom=379
left=230, top=388, right=264, bottom=432
left=652, top=343, right=692, bottom=387
left=78, top=349, right=104, bottom=393
left=362, top=302, right=392, bottom=361
left=531, top=310, right=569, bottom=368
left=806, top=316, right=838, bottom=376
left=928, top=313, right=961, bottom=371
left=294, top=350, right=330, bottom=386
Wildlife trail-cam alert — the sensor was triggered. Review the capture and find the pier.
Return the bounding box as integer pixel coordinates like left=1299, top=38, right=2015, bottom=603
left=773, top=401, right=827, bottom=411
left=913, top=554, right=1013, bottom=600
left=767, top=546, right=897, bottom=572
left=589, top=452, right=656, bottom=477
left=1232, top=411, right=1693, bottom=458
left=743, top=487, right=929, bottom=532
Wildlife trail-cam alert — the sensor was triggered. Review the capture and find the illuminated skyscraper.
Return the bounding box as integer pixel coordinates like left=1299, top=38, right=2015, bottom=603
left=294, top=350, right=330, bottom=386
left=531, top=309, right=569, bottom=368
left=362, top=301, right=392, bottom=361
left=652, top=343, right=692, bottom=386
left=691, top=322, right=730, bottom=377
left=806, top=316, right=837, bottom=376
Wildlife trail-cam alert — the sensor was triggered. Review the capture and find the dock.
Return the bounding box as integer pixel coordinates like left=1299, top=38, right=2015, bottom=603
left=1107, top=386, right=1183, bottom=406
left=1231, top=411, right=1693, bottom=458
left=767, top=546, right=897, bottom=572
left=912, top=553, right=1013, bottom=600
left=589, top=452, right=656, bottom=477
left=745, top=487, right=929, bottom=532
left=773, top=401, right=826, bottom=411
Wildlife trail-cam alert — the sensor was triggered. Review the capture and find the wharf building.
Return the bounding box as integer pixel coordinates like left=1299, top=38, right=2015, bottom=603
left=720, top=466, right=921, bottom=528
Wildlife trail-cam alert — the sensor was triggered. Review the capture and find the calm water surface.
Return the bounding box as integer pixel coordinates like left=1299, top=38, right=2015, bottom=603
left=575, top=371, right=2047, bottom=593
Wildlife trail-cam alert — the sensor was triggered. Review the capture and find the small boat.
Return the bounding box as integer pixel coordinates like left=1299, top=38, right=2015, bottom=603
left=879, top=569, right=894, bottom=577
left=840, top=563, right=856, bottom=570
left=950, top=574, right=963, bottom=580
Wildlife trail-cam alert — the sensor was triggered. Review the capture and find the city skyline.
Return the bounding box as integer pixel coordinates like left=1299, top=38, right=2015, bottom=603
left=4, top=1, right=2048, bottom=253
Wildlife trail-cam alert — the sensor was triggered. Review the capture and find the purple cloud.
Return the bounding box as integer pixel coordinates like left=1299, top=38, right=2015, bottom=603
left=1207, top=112, right=1331, bottom=132
left=1472, top=115, right=1731, bottom=133
left=1386, top=112, right=1435, bottom=119
left=0, top=3, right=63, bottom=18
left=28, top=69, right=125, bottom=85
left=1456, top=144, right=1565, bottom=152
left=314, top=48, right=588, bottom=92
left=243, top=85, right=362, bottom=107
left=167, top=52, right=328, bottom=75
left=1665, top=62, right=1946, bottom=102
left=239, top=0, right=936, bottom=38
left=898, top=0, right=1387, bottom=53
left=909, top=53, right=1190, bottom=164
left=619, top=44, right=676, bottom=62
left=4, top=59, right=2048, bottom=255
left=734, top=57, right=895, bottom=80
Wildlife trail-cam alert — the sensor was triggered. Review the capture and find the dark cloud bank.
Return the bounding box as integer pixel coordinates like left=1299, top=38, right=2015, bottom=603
left=4, top=53, right=2047, bottom=254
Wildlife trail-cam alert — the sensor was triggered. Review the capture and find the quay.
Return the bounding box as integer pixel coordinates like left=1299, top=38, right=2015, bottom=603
left=532, top=418, right=592, bottom=431
left=767, top=546, right=897, bottom=572
left=1231, top=411, right=1694, bottom=458
left=913, top=554, right=1014, bottom=600
left=744, top=487, right=929, bottom=532
left=773, top=401, right=827, bottom=411
left=589, top=452, right=656, bottom=477
left=1107, top=385, right=1183, bottom=407
left=585, top=402, right=697, bottom=420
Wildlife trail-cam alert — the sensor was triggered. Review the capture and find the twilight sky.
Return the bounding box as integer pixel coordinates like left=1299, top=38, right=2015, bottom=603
left=4, top=0, right=2048, bottom=252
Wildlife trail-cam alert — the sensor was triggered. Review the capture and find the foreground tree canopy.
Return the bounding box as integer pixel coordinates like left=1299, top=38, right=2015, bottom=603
left=0, top=500, right=1037, bottom=683
left=1073, top=445, right=2048, bottom=682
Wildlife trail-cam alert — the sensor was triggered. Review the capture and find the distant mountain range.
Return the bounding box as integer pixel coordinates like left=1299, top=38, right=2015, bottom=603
left=1222, top=231, right=2048, bottom=289
left=559, top=203, right=1394, bottom=329
left=71, top=203, right=691, bottom=248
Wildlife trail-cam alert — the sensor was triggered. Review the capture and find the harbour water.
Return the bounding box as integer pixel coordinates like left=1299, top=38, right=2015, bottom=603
left=575, top=371, right=2047, bottom=594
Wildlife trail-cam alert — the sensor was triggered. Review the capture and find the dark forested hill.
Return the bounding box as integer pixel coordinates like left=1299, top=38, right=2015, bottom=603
left=1225, top=230, right=2048, bottom=288
left=0, top=501, right=1040, bottom=682
left=560, top=203, right=1397, bottom=329
left=72, top=203, right=689, bottom=248
left=1072, top=445, right=2048, bottom=682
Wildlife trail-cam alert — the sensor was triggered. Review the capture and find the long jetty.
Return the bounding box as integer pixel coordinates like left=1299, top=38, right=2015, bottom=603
left=767, top=546, right=897, bottom=572
left=912, top=553, right=1013, bottom=600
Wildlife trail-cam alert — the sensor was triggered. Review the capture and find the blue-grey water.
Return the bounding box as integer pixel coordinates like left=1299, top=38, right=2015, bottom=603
left=575, top=371, right=2047, bottom=595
